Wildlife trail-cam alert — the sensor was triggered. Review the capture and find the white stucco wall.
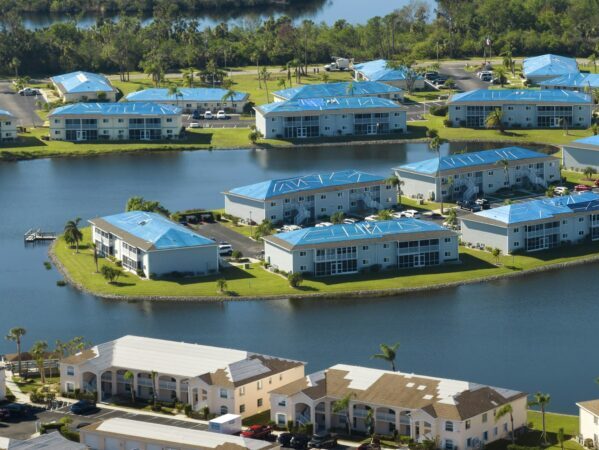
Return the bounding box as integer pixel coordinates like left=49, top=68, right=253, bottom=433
left=563, top=145, right=599, bottom=171
left=580, top=405, right=599, bottom=446
left=0, top=366, right=5, bottom=400
left=146, top=245, right=219, bottom=277
left=0, top=114, right=17, bottom=140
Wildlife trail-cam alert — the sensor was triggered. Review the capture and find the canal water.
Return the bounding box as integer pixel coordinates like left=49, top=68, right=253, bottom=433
left=20, top=0, right=435, bottom=30
left=0, top=141, right=594, bottom=414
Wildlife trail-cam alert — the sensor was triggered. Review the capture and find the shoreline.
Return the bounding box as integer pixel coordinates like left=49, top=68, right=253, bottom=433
left=49, top=240, right=599, bottom=303
left=2, top=137, right=560, bottom=162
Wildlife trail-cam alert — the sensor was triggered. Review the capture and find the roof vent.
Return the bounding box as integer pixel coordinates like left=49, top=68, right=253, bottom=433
left=406, top=382, right=415, bottom=388
left=138, top=220, right=147, bottom=226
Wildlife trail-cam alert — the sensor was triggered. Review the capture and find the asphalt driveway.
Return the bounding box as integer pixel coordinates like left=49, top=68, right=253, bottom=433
left=0, top=81, right=45, bottom=127
left=194, top=222, right=263, bottom=258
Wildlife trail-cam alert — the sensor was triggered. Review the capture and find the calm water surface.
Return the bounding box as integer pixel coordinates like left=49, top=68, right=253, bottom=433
left=0, top=142, right=594, bottom=414
left=20, top=0, right=435, bottom=30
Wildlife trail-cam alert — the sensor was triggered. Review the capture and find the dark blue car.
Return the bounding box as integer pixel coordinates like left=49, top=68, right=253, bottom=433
left=70, top=400, right=97, bottom=415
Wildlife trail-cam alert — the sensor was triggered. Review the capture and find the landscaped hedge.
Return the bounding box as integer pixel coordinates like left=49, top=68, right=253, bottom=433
left=508, top=444, right=542, bottom=450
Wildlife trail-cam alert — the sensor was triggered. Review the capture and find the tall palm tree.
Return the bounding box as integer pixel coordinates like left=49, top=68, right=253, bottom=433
left=495, top=404, right=515, bottom=444
left=123, top=370, right=136, bottom=403
left=493, top=66, right=508, bottom=87
left=332, top=393, right=356, bottom=435
left=151, top=370, right=159, bottom=409
left=589, top=54, right=597, bottom=74
left=385, top=174, right=404, bottom=206
left=365, top=408, right=376, bottom=441
left=6, top=327, right=26, bottom=376
left=429, top=135, right=445, bottom=213
left=529, top=392, right=551, bottom=444
left=277, top=78, right=287, bottom=90
left=167, top=85, right=183, bottom=108
left=259, top=67, right=271, bottom=103
left=182, top=67, right=198, bottom=88
left=30, top=340, right=48, bottom=384
left=485, top=108, right=505, bottom=133
left=345, top=81, right=355, bottom=97
left=221, top=89, right=237, bottom=110
left=372, top=342, right=400, bottom=371
left=64, top=218, right=83, bottom=253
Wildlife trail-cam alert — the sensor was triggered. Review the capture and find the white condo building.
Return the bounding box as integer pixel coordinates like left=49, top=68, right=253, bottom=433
left=0, top=109, right=17, bottom=141
left=270, top=364, right=528, bottom=448
left=578, top=400, right=599, bottom=448
left=60, top=335, right=305, bottom=419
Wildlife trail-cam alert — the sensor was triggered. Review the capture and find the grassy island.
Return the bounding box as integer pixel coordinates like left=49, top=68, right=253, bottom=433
left=51, top=227, right=599, bottom=301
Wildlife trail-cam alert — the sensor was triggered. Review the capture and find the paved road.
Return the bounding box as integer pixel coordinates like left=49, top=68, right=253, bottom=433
left=439, top=62, right=488, bottom=92
left=183, top=113, right=252, bottom=129
left=195, top=222, right=263, bottom=258
left=0, top=405, right=209, bottom=440
left=0, top=81, right=45, bottom=127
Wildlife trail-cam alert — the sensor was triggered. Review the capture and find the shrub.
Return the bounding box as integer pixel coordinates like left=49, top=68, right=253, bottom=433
left=443, top=118, right=452, bottom=127
left=430, top=105, right=448, bottom=116
left=231, top=250, right=243, bottom=261
left=288, top=272, right=304, bottom=288
left=214, top=212, right=222, bottom=221
left=56, top=280, right=66, bottom=287
left=43, top=261, right=52, bottom=270
left=507, top=445, right=541, bottom=450
left=370, top=264, right=382, bottom=273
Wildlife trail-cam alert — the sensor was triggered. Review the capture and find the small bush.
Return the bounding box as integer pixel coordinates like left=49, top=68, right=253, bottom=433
left=430, top=105, right=448, bottom=116
left=443, top=118, right=452, bottom=127
left=214, top=212, right=222, bottom=221
left=43, top=261, right=52, bottom=270
left=231, top=250, right=243, bottom=261
left=56, top=280, right=66, bottom=287
left=288, top=272, right=304, bottom=288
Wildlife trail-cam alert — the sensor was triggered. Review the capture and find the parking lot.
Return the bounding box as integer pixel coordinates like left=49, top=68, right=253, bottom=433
left=0, top=404, right=209, bottom=440
left=0, top=81, right=45, bottom=127
left=183, top=113, right=252, bottom=129
left=195, top=222, right=263, bottom=258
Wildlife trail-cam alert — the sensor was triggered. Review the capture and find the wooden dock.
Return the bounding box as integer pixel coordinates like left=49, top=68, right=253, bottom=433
left=24, top=228, right=56, bottom=243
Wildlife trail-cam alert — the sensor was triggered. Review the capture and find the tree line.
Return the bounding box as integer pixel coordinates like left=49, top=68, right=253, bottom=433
left=1, top=0, right=598, bottom=80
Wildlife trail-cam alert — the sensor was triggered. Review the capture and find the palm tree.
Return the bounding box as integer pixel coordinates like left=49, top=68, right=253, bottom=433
left=259, top=67, right=271, bottom=103
left=123, top=370, right=136, bottom=403
left=167, top=85, right=182, bottom=108
left=321, top=72, right=330, bottom=83
left=151, top=370, right=159, bottom=409
left=92, top=243, right=99, bottom=273
left=502, top=50, right=515, bottom=76
left=377, top=210, right=393, bottom=220
left=584, top=166, right=597, bottom=180
left=495, top=404, right=515, bottom=444
left=30, top=340, right=48, bottom=384
left=6, top=327, right=26, bottom=376
left=221, top=89, right=237, bottom=110
left=485, top=108, right=505, bottom=133
left=277, top=78, right=287, bottom=90
left=372, top=342, right=400, bottom=371
left=64, top=218, right=83, bottom=253
left=385, top=174, right=404, bottom=206
left=216, top=278, right=228, bottom=294
left=558, top=117, right=569, bottom=136
left=345, top=82, right=355, bottom=97
left=429, top=135, right=445, bottom=213
left=249, top=129, right=263, bottom=144
left=557, top=427, right=565, bottom=450
left=493, top=66, right=508, bottom=87
left=182, top=67, right=198, bottom=88
left=529, top=392, right=551, bottom=444
left=332, top=393, right=356, bottom=435
left=365, top=408, right=376, bottom=441
left=496, top=158, right=510, bottom=186
left=589, top=54, right=597, bottom=74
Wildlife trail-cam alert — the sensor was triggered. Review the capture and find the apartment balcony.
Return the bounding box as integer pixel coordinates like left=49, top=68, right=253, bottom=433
left=376, top=411, right=397, bottom=422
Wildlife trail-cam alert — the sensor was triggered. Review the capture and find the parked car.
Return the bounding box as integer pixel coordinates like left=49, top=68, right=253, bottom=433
left=457, top=200, right=482, bottom=212
left=315, top=222, right=333, bottom=227
left=402, top=209, right=421, bottom=219
left=70, top=400, right=97, bottom=415
left=18, top=87, right=39, bottom=96
left=282, top=224, right=302, bottom=232
left=278, top=432, right=294, bottom=446
left=75, top=421, right=93, bottom=429
left=0, top=407, right=11, bottom=421
left=477, top=70, right=493, bottom=79
left=290, top=434, right=310, bottom=449
left=219, top=244, right=233, bottom=256
left=575, top=184, right=592, bottom=192
left=553, top=186, right=568, bottom=195
left=308, top=433, right=338, bottom=449
left=187, top=122, right=200, bottom=128
left=475, top=198, right=491, bottom=209
left=480, top=73, right=493, bottom=82
left=343, top=218, right=357, bottom=224
left=365, top=215, right=379, bottom=221
left=424, top=71, right=439, bottom=81
left=422, top=211, right=444, bottom=219
left=204, top=110, right=214, bottom=120
left=191, top=110, right=202, bottom=120
left=216, top=110, right=227, bottom=120
left=391, top=211, right=404, bottom=219
left=241, top=424, right=273, bottom=440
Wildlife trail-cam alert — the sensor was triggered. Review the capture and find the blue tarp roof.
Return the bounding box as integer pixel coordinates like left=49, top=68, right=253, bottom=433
left=227, top=170, right=385, bottom=200
left=49, top=102, right=181, bottom=117
left=270, top=219, right=447, bottom=247
left=50, top=71, right=115, bottom=94
left=539, top=73, right=599, bottom=89
left=0, top=108, right=14, bottom=117
left=471, top=192, right=599, bottom=225
left=396, top=147, right=554, bottom=175
left=450, top=89, right=591, bottom=104
left=273, top=81, right=402, bottom=101
left=353, top=59, right=423, bottom=82
left=125, top=88, right=248, bottom=102
left=98, top=211, right=215, bottom=250
left=571, top=135, right=599, bottom=147
left=257, top=96, right=404, bottom=115
left=522, top=54, right=579, bottom=78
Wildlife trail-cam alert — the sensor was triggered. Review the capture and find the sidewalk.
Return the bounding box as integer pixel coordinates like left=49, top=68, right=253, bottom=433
left=4, top=370, right=30, bottom=403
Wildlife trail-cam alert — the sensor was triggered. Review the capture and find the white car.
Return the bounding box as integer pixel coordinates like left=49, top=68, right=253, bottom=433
left=216, top=110, right=227, bottom=120
left=281, top=224, right=302, bottom=232
left=343, top=218, right=357, bottom=224
left=391, top=212, right=404, bottom=219
left=365, top=215, right=379, bottom=222
left=315, top=222, right=333, bottom=228
left=187, top=122, right=200, bottom=128
left=402, top=209, right=421, bottom=219
left=204, top=111, right=213, bottom=120
left=554, top=186, right=568, bottom=195
left=218, top=244, right=233, bottom=256
left=18, top=87, right=39, bottom=96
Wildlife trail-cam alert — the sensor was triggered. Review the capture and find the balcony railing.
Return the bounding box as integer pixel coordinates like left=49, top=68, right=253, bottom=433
left=376, top=411, right=396, bottom=422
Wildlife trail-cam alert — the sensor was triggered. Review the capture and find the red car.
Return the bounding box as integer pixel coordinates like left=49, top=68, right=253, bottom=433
left=575, top=184, right=592, bottom=191
left=595, top=179, right=599, bottom=187
left=241, top=424, right=273, bottom=440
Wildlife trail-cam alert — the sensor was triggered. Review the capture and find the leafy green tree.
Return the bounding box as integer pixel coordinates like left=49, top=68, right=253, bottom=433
left=288, top=272, right=304, bottom=288
left=446, top=208, right=458, bottom=226
left=493, top=66, right=508, bottom=86
left=64, top=218, right=83, bottom=253
left=495, top=404, right=515, bottom=444
left=249, top=129, right=263, bottom=144
left=377, top=209, right=393, bottom=220
left=100, top=265, right=122, bottom=284
left=491, top=247, right=502, bottom=263
left=372, top=342, right=400, bottom=371
left=529, top=392, right=551, bottom=445
left=253, top=220, right=273, bottom=239
left=583, top=166, right=597, bottom=180
left=125, top=196, right=170, bottom=216
left=6, top=327, right=26, bottom=376
left=330, top=211, right=345, bottom=224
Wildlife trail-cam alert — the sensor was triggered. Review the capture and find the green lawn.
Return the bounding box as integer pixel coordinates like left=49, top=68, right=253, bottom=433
left=400, top=196, right=455, bottom=212
left=528, top=411, right=579, bottom=436
left=562, top=170, right=598, bottom=187
left=219, top=220, right=255, bottom=238
left=53, top=227, right=599, bottom=300
left=13, top=376, right=60, bottom=394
